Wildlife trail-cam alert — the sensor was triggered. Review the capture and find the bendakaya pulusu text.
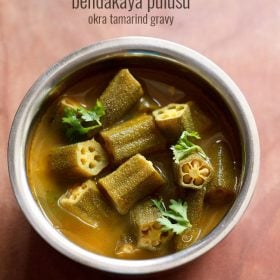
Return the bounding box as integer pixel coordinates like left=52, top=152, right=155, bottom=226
left=72, top=0, right=190, bottom=13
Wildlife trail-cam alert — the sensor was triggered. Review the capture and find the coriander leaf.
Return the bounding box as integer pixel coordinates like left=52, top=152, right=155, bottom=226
left=157, top=217, right=188, bottom=235
left=171, top=130, right=207, bottom=163
left=169, top=199, right=187, bottom=221
left=79, top=100, right=104, bottom=125
left=152, top=199, right=192, bottom=235
left=62, top=99, right=105, bottom=142
left=151, top=198, right=166, bottom=213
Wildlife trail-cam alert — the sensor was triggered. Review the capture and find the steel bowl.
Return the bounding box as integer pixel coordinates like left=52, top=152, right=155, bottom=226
left=8, top=37, right=260, bottom=274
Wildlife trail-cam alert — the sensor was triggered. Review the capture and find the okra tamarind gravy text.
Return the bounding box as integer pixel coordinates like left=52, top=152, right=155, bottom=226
left=28, top=62, right=241, bottom=259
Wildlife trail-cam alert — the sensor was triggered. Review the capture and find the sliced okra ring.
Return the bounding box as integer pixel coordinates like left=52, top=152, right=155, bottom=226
left=59, top=179, right=116, bottom=226
left=130, top=200, right=173, bottom=251
left=206, top=140, right=237, bottom=204
left=115, top=234, right=139, bottom=256
left=174, top=188, right=206, bottom=251
left=187, top=101, right=213, bottom=133
left=100, top=69, right=144, bottom=126
left=185, top=187, right=206, bottom=226
left=49, top=139, right=108, bottom=179
left=98, top=154, right=165, bottom=215
left=152, top=103, right=195, bottom=140
left=100, top=114, right=166, bottom=163
left=175, top=153, right=213, bottom=189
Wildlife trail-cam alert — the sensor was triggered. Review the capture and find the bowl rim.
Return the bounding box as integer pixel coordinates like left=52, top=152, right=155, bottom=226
left=8, top=36, right=260, bottom=274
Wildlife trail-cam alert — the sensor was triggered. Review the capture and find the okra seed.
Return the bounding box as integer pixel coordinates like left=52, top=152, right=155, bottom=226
left=88, top=146, right=95, bottom=152
left=192, top=160, right=200, bottom=168
left=200, top=168, right=210, bottom=176
left=194, top=177, right=204, bottom=186
left=176, top=106, right=184, bottom=111
left=182, top=164, right=189, bottom=173
left=183, top=174, right=192, bottom=184
left=168, top=105, right=176, bottom=110
left=94, top=155, right=102, bottom=162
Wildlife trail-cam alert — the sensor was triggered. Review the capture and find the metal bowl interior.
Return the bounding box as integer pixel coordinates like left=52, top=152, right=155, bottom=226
left=8, top=37, right=260, bottom=274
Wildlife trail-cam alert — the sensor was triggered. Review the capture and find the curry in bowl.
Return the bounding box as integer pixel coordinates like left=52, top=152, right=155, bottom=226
left=28, top=62, right=241, bottom=259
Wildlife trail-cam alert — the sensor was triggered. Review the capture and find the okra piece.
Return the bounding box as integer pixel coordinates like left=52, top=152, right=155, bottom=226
left=130, top=200, right=173, bottom=251
left=152, top=103, right=195, bottom=140
left=115, top=234, right=138, bottom=256
left=174, top=227, right=201, bottom=251
left=185, top=187, right=206, bottom=226
left=100, top=114, right=166, bottom=163
left=174, top=188, right=205, bottom=251
left=206, top=140, right=237, bottom=204
left=59, top=180, right=115, bottom=226
left=49, top=139, right=108, bottom=178
left=174, top=153, right=213, bottom=189
left=98, top=154, right=165, bottom=215
left=187, top=101, right=212, bottom=133
left=100, top=69, right=144, bottom=126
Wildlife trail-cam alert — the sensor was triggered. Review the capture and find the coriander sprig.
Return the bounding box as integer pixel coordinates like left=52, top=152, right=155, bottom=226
left=152, top=199, right=192, bottom=235
left=62, top=100, right=105, bottom=142
left=171, top=131, right=207, bottom=163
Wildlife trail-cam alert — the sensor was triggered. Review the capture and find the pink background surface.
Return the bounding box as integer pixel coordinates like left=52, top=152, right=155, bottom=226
left=1, top=0, right=279, bottom=279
